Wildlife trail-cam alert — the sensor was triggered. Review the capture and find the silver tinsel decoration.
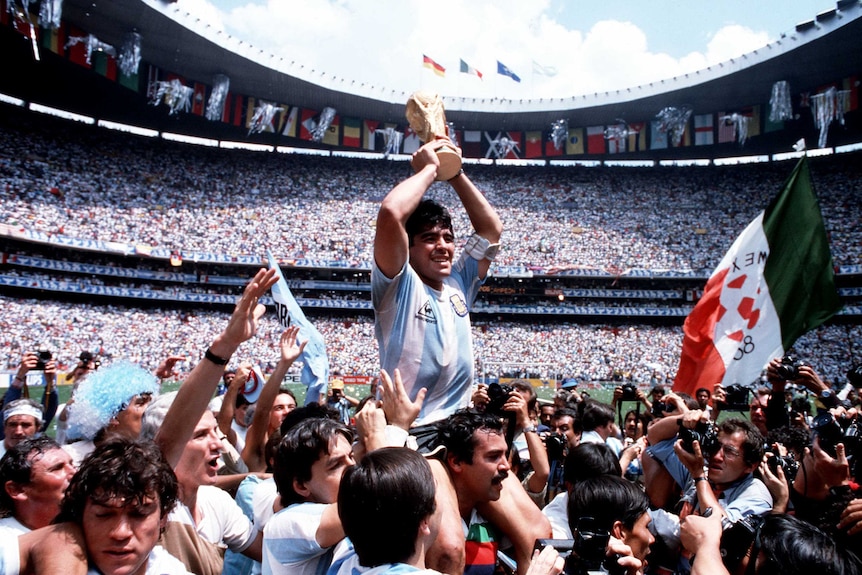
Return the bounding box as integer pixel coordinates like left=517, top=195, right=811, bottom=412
left=150, top=79, right=194, bottom=116
left=249, top=102, right=283, bottom=135
left=769, top=80, right=793, bottom=123
left=118, top=32, right=142, bottom=77
left=309, top=107, right=337, bottom=142
left=655, top=106, right=692, bottom=146
left=550, top=119, right=568, bottom=150
left=447, top=122, right=459, bottom=147
left=486, top=134, right=518, bottom=159
left=382, top=127, right=403, bottom=157
left=206, top=74, right=230, bottom=122
left=65, top=34, right=116, bottom=65
left=719, top=113, right=750, bottom=146
left=810, top=86, right=851, bottom=149
left=39, top=0, right=62, bottom=29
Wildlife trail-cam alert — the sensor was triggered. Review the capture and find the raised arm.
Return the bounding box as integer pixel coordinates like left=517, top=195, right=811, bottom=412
left=156, top=268, right=278, bottom=468
left=374, top=141, right=440, bottom=279
left=242, top=326, right=306, bottom=472
left=447, top=169, right=502, bottom=279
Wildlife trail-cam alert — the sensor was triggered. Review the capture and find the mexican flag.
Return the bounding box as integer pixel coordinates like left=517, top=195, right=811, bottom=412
left=673, top=157, right=841, bottom=396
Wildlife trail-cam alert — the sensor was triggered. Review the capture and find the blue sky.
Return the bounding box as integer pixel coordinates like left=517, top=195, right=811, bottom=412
left=177, top=0, right=832, bottom=100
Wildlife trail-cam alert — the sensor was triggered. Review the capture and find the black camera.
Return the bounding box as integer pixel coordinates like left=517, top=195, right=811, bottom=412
left=620, top=384, right=638, bottom=402
left=811, top=412, right=861, bottom=457
left=486, top=383, right=514, bottom=416
left=34, top=347, right=52, bottom=371
left=717, top=515, right=765, bottom=572
left=652, top=401, right=671, bottom=417
left=545, top=433, right=567, bottom=463
left=678, top=421, right=720, bottom=455
left=764, top=448, right=799, bottom=482
left=776, top=354, right=806, bottom=381
left=720, top=384, right=752, bottom=411
left=534, top=517, right=625, bottom=575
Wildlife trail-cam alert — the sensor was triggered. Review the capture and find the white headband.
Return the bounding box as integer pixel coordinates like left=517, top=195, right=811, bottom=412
left=3, top=404, right=43, bottom=423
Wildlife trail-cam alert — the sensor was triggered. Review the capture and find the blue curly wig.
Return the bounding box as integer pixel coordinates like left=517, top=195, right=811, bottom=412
left=67, top=360, right=159, bottom=441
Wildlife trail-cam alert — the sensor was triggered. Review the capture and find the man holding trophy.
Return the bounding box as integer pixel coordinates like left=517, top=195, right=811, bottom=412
left=373, top=92, right=550, bottom=575
left=373, top=90, right=502, bottom=428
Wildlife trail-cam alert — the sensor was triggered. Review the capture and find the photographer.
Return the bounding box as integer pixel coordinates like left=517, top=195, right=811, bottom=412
left=564, top=475, right=654, bottom=575
left=681, top=512, right=862, bottom=575
left=0, top=350, right=59, bottom=440
left=503, top=383, right=551, bottom=509
left=325, top=379, right=359, bottom=425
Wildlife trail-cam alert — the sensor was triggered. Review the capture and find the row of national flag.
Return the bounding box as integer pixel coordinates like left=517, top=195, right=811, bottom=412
left=424, top=55, right=552, bottom=83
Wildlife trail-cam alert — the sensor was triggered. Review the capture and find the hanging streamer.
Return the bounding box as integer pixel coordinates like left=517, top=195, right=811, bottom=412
left=206, top=74, right=230, bottom=121
left=769, top=80, right=793, bottom=123
left=118, top=32, right=142, bottom=77
left=655, top=106, right=692, bottom=147
left=150, top=79, right=194, bottom=116
left=550, top=119, right=568, bottom=151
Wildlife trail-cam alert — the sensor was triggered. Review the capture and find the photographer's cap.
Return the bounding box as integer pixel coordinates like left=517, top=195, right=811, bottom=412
left=330, top=379, right=345, bottom=390
left=560, top=378, right=578, bottom=389
left=242, top=366, right=266, bottom=403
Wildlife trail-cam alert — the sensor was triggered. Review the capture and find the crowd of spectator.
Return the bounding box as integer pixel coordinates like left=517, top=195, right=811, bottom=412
left=1, top=109, right=861, bottom=274
left=2, top=295, right=859, bottom=386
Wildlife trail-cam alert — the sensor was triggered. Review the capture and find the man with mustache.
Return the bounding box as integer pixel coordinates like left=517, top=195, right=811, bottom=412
left=440, top=409, right=512, bottom=575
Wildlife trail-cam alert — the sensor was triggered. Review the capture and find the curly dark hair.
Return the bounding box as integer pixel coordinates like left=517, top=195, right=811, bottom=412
left=439, top=408, right=504, bottom=464
left=57, top=438, right=177, bottom=523
left=405, top=199, right=453, bottom=246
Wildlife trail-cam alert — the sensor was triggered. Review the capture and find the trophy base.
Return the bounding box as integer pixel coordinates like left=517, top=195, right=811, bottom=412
left=435, top=146, right=463, bottom=181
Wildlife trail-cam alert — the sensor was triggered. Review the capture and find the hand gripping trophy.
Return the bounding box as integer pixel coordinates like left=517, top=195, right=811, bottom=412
left=405, top=91, right=463, bottom=181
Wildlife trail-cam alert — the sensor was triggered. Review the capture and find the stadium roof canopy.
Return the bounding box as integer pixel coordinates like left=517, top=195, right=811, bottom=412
left=45, top=0, right=862, bottom=132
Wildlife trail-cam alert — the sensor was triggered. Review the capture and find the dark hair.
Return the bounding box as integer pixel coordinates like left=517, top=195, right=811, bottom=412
left=440, top=409, right=504, bottom=464
left=766, top=426, right=810, bottom=459
left=274, top=418, right=353, bottom=507
left=757, top=514, right=862, bottom=575
left=676, top=393, right=701, bottom=411
left=280, top=402, right=341, bottom=437
left=510, top=380, right=538, bottom=412
left=718, top=418, right=765, bottom=467
left=0, top=436, right=62, bottom=517
left=580, top=400, right=615, bottom=432
left=57, top=438, right=177, bottom=523
left=339, top=448, right=436, bottom=566
left=405, top=199, right=453, bottom=246
left=562, top=442, right=621, bottom=487
left=567, top=475, right=650, bottom=535
left=235, top=393, right=251, bottom=409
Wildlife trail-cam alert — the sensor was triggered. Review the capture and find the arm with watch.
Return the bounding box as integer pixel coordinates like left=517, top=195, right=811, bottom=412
left=504, top=391, right=550, bottom=495
left=155, top=267, right=279, bottom=468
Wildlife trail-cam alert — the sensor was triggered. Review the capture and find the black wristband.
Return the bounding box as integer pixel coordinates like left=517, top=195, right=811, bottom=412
left=204, top=348, right=229, bottom=366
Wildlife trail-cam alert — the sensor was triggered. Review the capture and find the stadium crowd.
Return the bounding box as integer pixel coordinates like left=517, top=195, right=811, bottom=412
left=2, top=296, right=860, bottom=386
left=1, top=111, right=861, bottom=273
left=1, top=110, right=862, bottom=575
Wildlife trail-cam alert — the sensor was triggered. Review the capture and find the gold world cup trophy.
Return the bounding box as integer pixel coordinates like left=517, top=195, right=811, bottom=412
left=405, top=91, right=462, bottom=181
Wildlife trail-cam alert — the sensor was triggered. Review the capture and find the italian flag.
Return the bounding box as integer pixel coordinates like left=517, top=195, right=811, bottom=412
left=673, top=157, right=841, bottom=396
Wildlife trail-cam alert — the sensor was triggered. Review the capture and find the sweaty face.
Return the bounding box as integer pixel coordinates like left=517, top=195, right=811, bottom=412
left=707, top=430, right=755, bottom=487
left=82, top=494, right=163, bottom=575
left=269, top=393, right=297, bottom=434
left=300, top=434, right=355, bottom=504
left=173, top=411, right=222, bottom=490
left=4, top=415, right=39, bottom=448
left=22, top=448, right=76, bottom=526
left=409, top=224, right=455, bottom=290
left=458, top=429, right=510, bottom=505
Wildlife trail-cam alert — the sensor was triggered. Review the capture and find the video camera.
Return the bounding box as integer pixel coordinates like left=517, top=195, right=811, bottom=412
left=534, top=517, right=625, bottom=575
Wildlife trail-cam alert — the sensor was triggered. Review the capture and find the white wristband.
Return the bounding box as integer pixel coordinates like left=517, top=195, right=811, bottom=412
left=464, top=233, right=501, bottom=261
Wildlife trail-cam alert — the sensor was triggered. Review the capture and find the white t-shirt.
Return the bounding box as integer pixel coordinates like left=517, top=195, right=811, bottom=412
left=168, top=485, right=257, bottom=553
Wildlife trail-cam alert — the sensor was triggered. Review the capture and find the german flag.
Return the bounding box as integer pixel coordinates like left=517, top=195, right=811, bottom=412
left=423, top=55, right=445, bottom=77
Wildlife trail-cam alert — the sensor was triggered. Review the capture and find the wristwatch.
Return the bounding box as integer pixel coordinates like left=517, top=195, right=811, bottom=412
left=523, top=425, right=538, bottom=434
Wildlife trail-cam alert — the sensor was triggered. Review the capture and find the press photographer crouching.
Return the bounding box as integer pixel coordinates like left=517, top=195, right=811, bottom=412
left=538, top=475, right=652, bottom=575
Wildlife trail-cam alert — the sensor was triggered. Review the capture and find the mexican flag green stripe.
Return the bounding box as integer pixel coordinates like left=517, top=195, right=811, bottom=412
left=674, top=157, right=842, bottom=396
